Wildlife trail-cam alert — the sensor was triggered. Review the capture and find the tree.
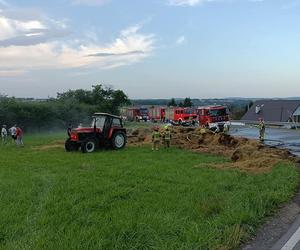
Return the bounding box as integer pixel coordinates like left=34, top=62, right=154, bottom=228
left=57, top=84, right=130, bottom=115
left=110, top=89, right=131, bottom=114
left=0, top=84, right=130, bottom=132
left=168, top=98, right=177, bottom=107
left=183, top=97, right=192, bottom=107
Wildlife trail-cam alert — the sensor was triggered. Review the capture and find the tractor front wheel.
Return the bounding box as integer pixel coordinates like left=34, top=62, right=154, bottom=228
left=81, top=139, right=97, bottom=153
left=65, top=139, right=79, bottom=152
left=112, top=132, right=126, bottom=149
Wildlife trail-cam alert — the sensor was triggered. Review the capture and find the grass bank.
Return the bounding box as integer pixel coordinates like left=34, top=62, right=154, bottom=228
left=0, top=133, right=298, bottom=249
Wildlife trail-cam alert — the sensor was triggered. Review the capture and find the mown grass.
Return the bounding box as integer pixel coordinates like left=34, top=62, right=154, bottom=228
left=0, top=133, right=299, bottom=250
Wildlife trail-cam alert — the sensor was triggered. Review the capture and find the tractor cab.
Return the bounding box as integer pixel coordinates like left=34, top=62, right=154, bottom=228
left=65, top=113, right=127, bottom=153
left=92, top=115, right=106, bottom=130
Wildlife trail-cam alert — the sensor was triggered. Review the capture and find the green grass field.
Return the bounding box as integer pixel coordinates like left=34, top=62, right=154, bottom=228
left=0, top=133, right=299, bottom=250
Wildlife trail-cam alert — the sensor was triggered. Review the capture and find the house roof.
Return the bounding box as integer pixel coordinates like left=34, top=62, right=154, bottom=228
left=242, top=100, right=300, bottom=122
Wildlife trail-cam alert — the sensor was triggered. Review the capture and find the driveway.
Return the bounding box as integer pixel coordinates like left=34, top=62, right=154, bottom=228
left=230, top=126, right=300, bottom=156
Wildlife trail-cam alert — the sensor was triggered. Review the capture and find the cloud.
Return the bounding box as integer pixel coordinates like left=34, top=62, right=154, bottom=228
left=176, top=35, right=186, bottom=45
left=57, top=25, right=155, bottom=68
left=0, top=4, right=69, bottom=47
left=0, top=27, right=70, bottom=47
left=71, top=0, right=110, bottom=6
left=168, top=0, right=210, bottom=6
left=0, top=2, right=155, bottom=76
left=88, top=50, right=145, bottom=57
left=0, top=69, right=27, bottom=77
left=167, top=0, right=264, bottom=6
left=0, top=4, right=155, bottom=75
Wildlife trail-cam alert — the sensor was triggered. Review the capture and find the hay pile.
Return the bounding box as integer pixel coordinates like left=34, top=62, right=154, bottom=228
left=127, top=127, right=296, bottom=173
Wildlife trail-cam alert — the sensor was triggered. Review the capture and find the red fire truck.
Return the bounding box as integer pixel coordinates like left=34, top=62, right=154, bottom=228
left=125, top=107, right=149, bottom=121
left=197, top=105, right=230, bottom=129
left=148, top=106, right=166, bottom=122
left=165, top=107, right=198, bottom=124
left=125, top=108, right=140, bottom=121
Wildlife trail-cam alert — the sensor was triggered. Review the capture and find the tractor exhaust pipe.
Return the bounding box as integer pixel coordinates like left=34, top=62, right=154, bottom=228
left=93, top=117, right=96, bottom=133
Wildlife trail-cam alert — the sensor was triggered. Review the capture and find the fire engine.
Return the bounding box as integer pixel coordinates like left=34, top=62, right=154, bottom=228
left=139, top=107, right=149, bottom=121
left=165, top=107, right=198, bottom=124
left=125, top=107, right=149, bottom=121
left=197, top=105, right=230, bottom=130
left=148, top=106, right=166, bottom=122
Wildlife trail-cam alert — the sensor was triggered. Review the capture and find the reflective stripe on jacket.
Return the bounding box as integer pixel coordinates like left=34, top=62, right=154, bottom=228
left=164, top=131, right=171, bottom=140
left=152, top=131, right=161, bottom=141
left=259, top=122, right=265, bottom=131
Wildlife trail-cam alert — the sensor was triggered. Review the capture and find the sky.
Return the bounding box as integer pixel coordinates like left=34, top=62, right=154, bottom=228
left=0, top=0, right=300, bottom=99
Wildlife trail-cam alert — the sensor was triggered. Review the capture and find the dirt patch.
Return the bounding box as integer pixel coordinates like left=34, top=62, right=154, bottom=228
left=127, top=126, right=298, bottom=173
left=33, top=140, right=64, bottom=151
left=79, top=163, right=94, bottom=171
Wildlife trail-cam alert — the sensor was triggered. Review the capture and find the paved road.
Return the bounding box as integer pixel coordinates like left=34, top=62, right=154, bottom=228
left=230, top=126, right=300, bottom=156
left=232, top=126, right=300, bottom=249
left=271, top=215, right=300, bottom=250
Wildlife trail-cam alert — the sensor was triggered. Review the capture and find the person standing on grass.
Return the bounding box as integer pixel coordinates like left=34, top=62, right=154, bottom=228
left=1, top=125, right=7, bottom=145
left=15, top=127, right=24, bottom=146
left=152, top=126, right=161, bottom=151
left=8, top=124, right=17, bottom=143
left=163, top=126, right=171, bottom=148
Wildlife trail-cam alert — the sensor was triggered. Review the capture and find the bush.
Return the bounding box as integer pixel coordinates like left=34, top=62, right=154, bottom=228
left=0, top=85, right=130, bottom=132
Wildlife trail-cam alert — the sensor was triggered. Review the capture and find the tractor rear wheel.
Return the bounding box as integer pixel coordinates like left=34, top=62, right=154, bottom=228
left=112, top=131, right=126, bottom=149
left=81, top=139, right=97, bottom=153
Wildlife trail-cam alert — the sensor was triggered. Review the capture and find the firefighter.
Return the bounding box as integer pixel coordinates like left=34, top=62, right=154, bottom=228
left=258, top=118, right=265, bottom=142
left=163, top=126, right=172, bottom=148
left=223, top=123, right=230, bottom=134
left=152, top=126, right=161, bottom=151
left=199, top=125, right=207, bottom=134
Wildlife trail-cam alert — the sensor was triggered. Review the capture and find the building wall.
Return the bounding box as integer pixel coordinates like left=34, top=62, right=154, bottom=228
left=293, top=106, right=300, bottom=123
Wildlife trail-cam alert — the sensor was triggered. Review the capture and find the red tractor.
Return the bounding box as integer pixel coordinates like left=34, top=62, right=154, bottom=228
left=65, top=113, right=127, bottom=153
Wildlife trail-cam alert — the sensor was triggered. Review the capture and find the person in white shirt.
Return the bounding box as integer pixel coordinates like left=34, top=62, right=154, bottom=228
left=1, top=125, right=7, bottom=145
left=8, top=124, right=17, bottom=143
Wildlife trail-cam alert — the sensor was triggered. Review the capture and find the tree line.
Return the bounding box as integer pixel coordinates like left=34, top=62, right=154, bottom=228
left=132, top=97, right=193, bottom=107
left=167, top=97, right=193, bottom=107
left=0, top=84, right=252, bottom=132
left=0, top=85, right=130, bottom=132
